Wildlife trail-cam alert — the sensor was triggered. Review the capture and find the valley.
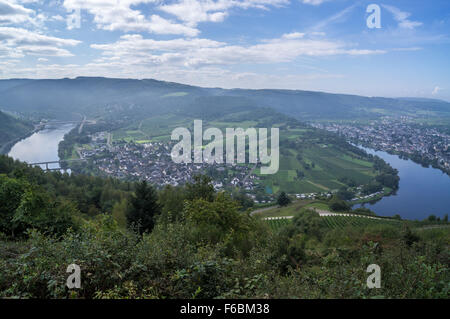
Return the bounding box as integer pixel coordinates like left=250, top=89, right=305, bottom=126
left=57, top=109, right=386, bottom=207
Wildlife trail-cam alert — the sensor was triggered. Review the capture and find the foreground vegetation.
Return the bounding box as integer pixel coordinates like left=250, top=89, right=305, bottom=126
left=0, top=155, right=448, bottom=299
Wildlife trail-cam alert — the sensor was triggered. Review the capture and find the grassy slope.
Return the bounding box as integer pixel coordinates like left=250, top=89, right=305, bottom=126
left=260, top=144, right=374, bottom=194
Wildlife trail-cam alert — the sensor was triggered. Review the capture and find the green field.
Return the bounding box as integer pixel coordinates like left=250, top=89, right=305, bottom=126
left=259, top=136, right=375, bottom=194
left=253, top=200, right=315, bottom=218
left=265, top=218, right=291, bottom=231
left=112, top=114, right=190, bottom=143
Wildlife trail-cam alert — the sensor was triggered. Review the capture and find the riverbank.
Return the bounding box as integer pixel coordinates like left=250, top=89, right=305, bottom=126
left=0, top=126, right=40, bottom=155
left=350, top=187, right=393, bottom=205
left=7, top=124, right=76, bottom=167
left=355, top=140, right=450, bottom=176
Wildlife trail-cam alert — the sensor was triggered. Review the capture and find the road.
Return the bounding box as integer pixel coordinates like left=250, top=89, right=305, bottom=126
left=107, top=132, right=112, bottom=149
left=78, top=115, right=86, bottom=134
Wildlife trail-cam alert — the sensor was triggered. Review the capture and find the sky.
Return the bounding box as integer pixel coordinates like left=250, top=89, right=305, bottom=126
left=0, top=0, right=449, bottom=100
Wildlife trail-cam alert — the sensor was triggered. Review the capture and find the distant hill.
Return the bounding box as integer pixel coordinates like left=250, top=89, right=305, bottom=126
left=1, top=77, right=449, bottom=121
left=397, top=97, right=450, bottom=103
left=0, top=111, right=34, bottom=153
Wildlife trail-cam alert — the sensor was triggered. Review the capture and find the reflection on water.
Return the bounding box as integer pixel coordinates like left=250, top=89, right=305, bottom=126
left=354, top=146, right=450, bottom=220
left=8, top=124, right=75, bottom=170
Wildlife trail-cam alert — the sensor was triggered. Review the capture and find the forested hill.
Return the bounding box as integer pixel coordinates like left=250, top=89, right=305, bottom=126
left=0, top=111, right=33, bottom=153
left=1, top=77, right=449, bottom=121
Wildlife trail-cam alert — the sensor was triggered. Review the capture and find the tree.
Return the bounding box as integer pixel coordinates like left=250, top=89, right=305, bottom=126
left=361, top=181, right=383, bottom=195
left=329, top=196, right=350, bottom=212
left=336, top=188, right=354, bottom=200
left=126, top=180, right=161, bottom=234
left=183, top=192, right=250, bottom=250
left=185, top=175, right=215, bottom=202
left=277, top=191, right=291, bottom=207
left=158, top=184, right=186, bottom=222
left=289, top=209, right=322, bottom=238
left=402, top=226, right=419, bottom=247
left=0, top=175, right=27, bottom=237
left=231, top=190, right=254, bottom=210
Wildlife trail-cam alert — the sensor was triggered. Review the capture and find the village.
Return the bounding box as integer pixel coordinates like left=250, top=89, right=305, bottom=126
left=312, top=117, right=450, bottom=175
left=77, top=131, right=263, bottom=193
left=73, top=130, right=390, bottom=205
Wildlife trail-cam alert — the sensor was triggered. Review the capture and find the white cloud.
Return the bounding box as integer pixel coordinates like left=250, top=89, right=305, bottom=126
left=90, top=32, right=385, bottom=69
left=0, top=0, right=51, bottom=30
left=158, top=0, right=288, bottom=27
left=311, top=3, right=356, bottom=30
left=63, top=0, right=199, bottom=36
left=282, top=32, right=305, bottom=39
left=0, top=26, right=80, bottom=46
left=92, top=34, right=224, bottom=52
left=0, top=0, right=34, bottom=24
left=392, top=47, right=422, bottom=52
left=301, top=0, right=330, bottom=5
left=20, top=45, right=74, bottom=56
left=50, top=14, right=65, bottom=21
left=0, top=26, right=81, bottom=57
left=382, top=4, right=422, bottom=29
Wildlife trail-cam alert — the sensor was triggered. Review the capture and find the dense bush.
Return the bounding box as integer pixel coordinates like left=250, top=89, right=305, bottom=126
left=0, top=210, right=448, bottom=299
left=0, top=155, right=448, bottom=299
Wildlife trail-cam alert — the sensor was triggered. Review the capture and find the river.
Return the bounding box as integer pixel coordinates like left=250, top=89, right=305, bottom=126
left=8, top=124, right=75, bottom=170
left=354, top=146, right=450, bottom=220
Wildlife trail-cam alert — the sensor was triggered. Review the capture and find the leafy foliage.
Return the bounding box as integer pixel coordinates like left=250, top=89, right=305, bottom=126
left=0, top=155, right=448, bottom=299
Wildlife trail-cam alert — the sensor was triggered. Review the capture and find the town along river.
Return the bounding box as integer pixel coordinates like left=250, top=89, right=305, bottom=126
left=353, top=146, right=450, bottom=220
left=8, top=124, right=75, bottom=170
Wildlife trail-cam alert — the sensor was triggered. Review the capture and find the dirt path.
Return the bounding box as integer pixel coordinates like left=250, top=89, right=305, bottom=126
left=259, top=207, right=396, bottom=221
left=250, top=205, right=278, bottom=216
left=312, top=208, right=392, bottom=220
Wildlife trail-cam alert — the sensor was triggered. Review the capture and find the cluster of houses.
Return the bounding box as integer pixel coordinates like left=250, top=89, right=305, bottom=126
left=350, top=190, right=384, bottom=201
left=76, top=134, right=261, bottom=190
left=295, top=192, right=328, bottom=200
left=313, top=117, right=450, bottom=174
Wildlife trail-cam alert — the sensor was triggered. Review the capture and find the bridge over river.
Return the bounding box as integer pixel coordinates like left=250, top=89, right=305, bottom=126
left=38, top=116, right=95, bottom=134
left=28, top=158, right=87, bottom=171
